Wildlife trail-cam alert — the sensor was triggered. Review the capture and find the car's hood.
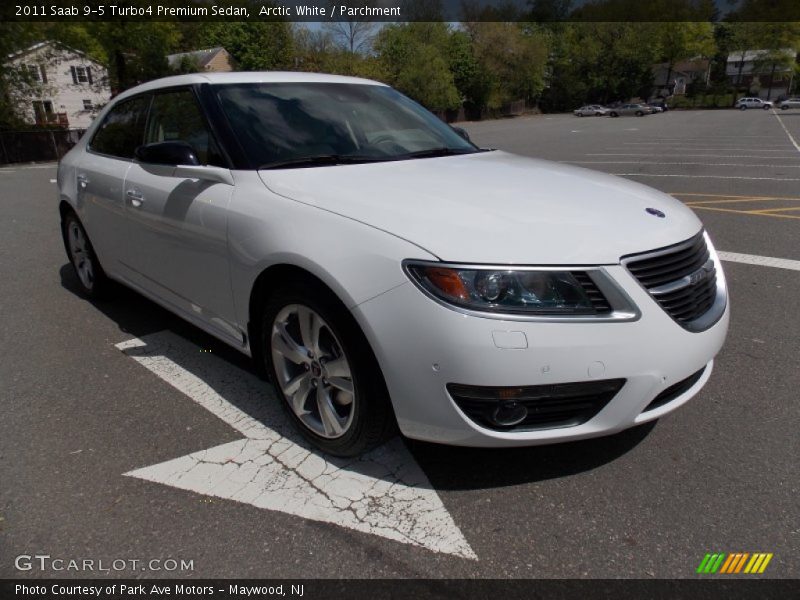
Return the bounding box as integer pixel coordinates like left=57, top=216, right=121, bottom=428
left=258, top=150, right=702, bottom=264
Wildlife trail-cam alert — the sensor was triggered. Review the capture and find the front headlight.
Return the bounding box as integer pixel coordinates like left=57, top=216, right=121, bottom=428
left=404, top=262, right=606, bottom=315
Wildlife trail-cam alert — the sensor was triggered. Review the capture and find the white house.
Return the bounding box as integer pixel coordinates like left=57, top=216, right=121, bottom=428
left=6, top=41, right=111, bottom=129
left=726, top=48, right=797, bottom=99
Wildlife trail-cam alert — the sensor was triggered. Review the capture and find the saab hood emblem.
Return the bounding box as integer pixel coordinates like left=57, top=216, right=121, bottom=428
left=646, top=207, right=666, bottom=218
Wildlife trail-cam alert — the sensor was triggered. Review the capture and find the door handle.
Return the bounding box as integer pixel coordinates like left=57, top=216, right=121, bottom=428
left=76, top=174, right=89, bottom=189
left=126, top=189, right=144, bottom=208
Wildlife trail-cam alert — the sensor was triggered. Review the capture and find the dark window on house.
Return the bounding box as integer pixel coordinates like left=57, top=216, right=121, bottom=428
left=144, top=89, right=225, bottom=167
left=25, top=64, right=42, bottom=82
left=32, top=100, right=54, bottom=123
left=70, top=65, right=93, bottom=85
left=89, top=95, right=150, bottom=159
left=82, top=99, right=93, bottom=110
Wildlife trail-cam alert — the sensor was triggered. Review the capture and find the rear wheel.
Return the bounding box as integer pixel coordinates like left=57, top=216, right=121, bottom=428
left=610, top=111, right=618, bottom=117
left=739, top=105, right=747, bottom=110
left=61, top=211, right=109, bottom=298
left=635, top=111, right=644, bottom=116
left=782, top=105, right=789, bottom=110
left=262, top=279, right=395, bottom=456
left=763, top=105, right=771, bottom=110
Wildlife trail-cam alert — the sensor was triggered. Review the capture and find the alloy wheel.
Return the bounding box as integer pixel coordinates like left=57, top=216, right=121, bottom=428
left=270, top=304, right=355, bottom=439
left=68, top=220, right=94, bottom=290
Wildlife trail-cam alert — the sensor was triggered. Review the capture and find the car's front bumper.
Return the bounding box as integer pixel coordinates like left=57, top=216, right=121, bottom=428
left=353, top=264, right=729, bottom=447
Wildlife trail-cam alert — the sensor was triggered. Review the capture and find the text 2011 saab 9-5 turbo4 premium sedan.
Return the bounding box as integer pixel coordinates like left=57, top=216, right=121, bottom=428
left=58, top=73, right=728, bottom=456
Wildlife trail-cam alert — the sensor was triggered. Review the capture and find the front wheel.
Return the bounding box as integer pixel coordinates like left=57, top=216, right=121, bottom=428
left=763, top=105, right=771, bottom=110
left=635, top=111, right=644, bottom=116
left=739, top=105, right=747, bottom=110
left=609, top=112, right=618, bottom=117
left=61, top=211, right=109, bottom=298
left=782, top=105, right=789, bottom=110
left=262, top=280, right=395, bottom=456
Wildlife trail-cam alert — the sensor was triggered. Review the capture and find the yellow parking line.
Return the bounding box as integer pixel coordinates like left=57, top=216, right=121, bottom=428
left=688, top=205, right=800, bottom=220
left=671, top=192, right=800, bottom=200
left=748, top=207, right=800, bottom=213
left=684, top=198, right=798, bottom=206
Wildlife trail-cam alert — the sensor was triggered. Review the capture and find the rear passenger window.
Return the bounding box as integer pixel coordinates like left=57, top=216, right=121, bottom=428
left=89, top=95, right=150, bottom=158
left=145, top=89, right=225, bottom=167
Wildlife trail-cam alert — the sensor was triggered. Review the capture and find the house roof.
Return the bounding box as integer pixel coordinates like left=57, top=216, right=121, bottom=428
left=6, top=40, right=103, bottom=66
left=166, top=47, right=229, bottom=69
left=726, top=48, right=797, bottom=62
left=652, top=59, right=709, bottom=73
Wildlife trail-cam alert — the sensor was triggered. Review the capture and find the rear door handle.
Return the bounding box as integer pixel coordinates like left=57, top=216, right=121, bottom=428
left=126, top=189, right=144, bottom=208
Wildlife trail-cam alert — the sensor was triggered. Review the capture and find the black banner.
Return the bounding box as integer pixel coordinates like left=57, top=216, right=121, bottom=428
left=2, top=579, right=799, bottom=600
left=2, top=0, right=800, bottom=23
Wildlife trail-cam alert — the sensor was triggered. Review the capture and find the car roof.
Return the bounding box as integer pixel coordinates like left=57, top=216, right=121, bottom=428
left=112, top=71, right=387, bottom=103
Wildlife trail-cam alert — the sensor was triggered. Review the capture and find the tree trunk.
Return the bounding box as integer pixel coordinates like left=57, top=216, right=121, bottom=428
left=766, top=62, right=776, bottom=100
left=664, top=63, right=673, bottom=96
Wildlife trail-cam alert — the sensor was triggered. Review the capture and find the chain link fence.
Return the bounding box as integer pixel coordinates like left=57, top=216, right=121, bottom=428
left=0, top=128, right=86, bottom=165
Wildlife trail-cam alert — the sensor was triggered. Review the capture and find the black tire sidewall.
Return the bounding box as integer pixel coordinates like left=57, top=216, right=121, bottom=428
left=260, top=281, right=391, bottom=456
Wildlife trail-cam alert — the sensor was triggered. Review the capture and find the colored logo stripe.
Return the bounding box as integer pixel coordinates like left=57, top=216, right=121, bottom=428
left=698, top=552, right=773, bottom=574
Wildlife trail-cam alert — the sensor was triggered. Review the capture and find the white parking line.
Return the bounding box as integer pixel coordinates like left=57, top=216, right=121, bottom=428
left=116, top=331, right=476, bottom=560
left=719, top=252, right=800, bottom=271
left=772, top=110, right=800, bottom=153
left=570, top=161, right=800, bottom=168
left=589, top=153, right=800, bottom=159
left=612, top=173, right=800, bottom=181
left=612, top=147, right=795, bottom=153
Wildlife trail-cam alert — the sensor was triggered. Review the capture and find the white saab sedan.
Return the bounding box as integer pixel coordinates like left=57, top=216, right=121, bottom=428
left=58, top=73, right=729, bottom=456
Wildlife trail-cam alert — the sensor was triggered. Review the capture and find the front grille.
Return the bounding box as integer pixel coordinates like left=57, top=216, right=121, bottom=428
left=448, top=379, right=626, bottom=432
left=642, top=367, right=706, bottom=412
left=572, top=271, right=612, bottom=313
left=624, top=232, right=718, bottom=326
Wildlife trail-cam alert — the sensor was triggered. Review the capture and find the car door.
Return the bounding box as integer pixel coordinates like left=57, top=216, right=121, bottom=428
left=122, top=87, right=240, bottom=345
left=77, top=94, right=150, bottom=275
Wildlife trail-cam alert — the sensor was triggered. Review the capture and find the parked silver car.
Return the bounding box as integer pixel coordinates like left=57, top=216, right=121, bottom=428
left=573, top=105, right=608, bottom=117
left=735, top=97, right=773, bottom=110
left=780, top=98, right=800, bottom=110
left=608, top=104, right=652, bottom=117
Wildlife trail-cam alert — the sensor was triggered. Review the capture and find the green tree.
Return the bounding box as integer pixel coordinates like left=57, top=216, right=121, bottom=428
left=654, top=22, right=715, bottom=96
left=374, top=24, right=461, bottom=111
left=198, top=22, right=293, bottom=71
left=89, top=22, right=180, bottom=92
left=463, top=22, right=549, bottom=109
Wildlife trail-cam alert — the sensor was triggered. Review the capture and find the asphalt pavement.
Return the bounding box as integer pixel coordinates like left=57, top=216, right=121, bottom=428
left=0, top=109, right=797, bottom=579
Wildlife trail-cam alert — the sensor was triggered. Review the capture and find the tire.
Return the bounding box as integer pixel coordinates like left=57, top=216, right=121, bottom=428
left=595, top=112, right=603, bottom=116
left=577, top=113, right=583, bottom=117
left=739, top=105, right=747, bottom=110
left=782, top=105, right=789, bottom=110
left=635, top=111, right=643, bottom=117
left=610, top=112, right=618, bottom=118
left=261, top=278, right=395, bottom=456
left=763, top=105, right=771, bottom=110
left=61, top=210, right=110, bottom=299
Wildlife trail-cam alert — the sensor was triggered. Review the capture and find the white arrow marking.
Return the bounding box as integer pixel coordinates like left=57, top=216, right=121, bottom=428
left=116, top=331, right=476, bottom=560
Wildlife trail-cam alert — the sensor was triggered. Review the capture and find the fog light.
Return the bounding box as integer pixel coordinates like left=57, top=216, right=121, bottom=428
left=491, top=401, right=527, bottom=426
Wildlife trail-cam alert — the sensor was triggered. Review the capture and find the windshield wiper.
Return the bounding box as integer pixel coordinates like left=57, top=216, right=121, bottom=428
left=399, top=147, right=480, bottom=160
left=258, top=154, right=389, bottom=170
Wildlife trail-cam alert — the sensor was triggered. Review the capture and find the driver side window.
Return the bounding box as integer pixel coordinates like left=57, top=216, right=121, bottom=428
left=145, top=89, right=225, bottom=167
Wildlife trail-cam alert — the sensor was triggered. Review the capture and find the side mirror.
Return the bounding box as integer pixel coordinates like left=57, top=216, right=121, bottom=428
left=451, top=126, right=471, bottom=142
left=134, top=141, right=200, bottom=166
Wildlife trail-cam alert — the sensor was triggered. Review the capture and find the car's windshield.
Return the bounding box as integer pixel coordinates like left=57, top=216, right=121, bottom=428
left=214, top=82, right=478, bottom=168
